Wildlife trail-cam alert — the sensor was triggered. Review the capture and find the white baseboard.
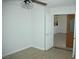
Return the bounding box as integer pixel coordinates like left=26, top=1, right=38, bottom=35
left=3, top=46, right=52, bottom=57
left=2, top=46, right=31, bottom=57
left=45, top=45, right=54, bottom=51
left=31, top=45, right=45, bottom=51
left=2, top=46, right=45, bottom=57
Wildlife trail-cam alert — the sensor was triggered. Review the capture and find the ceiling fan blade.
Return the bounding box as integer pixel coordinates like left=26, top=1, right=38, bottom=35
left=32, top=0, right=47, bottom=6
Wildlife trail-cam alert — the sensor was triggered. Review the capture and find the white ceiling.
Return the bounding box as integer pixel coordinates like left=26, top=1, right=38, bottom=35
left=3, top=0, right=76, bottom=7
left=38, top=0, right=76, bottom=7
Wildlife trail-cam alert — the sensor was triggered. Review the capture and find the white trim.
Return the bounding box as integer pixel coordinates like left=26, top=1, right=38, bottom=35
left=46, top=46, right=53, bottom=51
left=2, top=46, right=31, bottom=57
left=32, top=46, right=45, bottom=51
left=2, top=46, right=45, bottom=57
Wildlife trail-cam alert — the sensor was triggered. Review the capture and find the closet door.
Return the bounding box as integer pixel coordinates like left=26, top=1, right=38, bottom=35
left=66, top=14, right=75, bottom=48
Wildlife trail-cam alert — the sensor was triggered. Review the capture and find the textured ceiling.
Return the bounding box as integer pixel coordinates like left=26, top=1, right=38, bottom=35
left=38, top=0, right=76, bottom=7
left=3, top=0, right=76, bottom=7
left=47, top=0, right=76, bottom=7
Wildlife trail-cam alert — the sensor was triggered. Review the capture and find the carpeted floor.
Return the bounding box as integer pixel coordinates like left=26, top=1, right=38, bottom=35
left=3, top=47, right=74, bottom=59
left=54, top=33, right=66, bottom=48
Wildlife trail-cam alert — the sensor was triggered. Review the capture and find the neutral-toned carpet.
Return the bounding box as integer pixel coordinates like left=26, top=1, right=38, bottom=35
left=54, top=33, right=66, bottom=48
left=3, top=47, right=74, bottom=59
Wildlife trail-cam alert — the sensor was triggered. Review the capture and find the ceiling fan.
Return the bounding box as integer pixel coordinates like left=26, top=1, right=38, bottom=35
left=23, top=0, right=47, bottom=6
left=21, top=0, right=47, bottom=9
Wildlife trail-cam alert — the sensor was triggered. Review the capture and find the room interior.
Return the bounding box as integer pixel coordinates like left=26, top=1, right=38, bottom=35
left=54, top=15, right=67, bottom=48
left=54, top=14, right=75, bottom=50
left=2, top=0, right=76, bottom=59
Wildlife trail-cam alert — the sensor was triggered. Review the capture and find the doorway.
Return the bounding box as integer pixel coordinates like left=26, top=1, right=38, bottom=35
left=53, top=14, right=75, bottom=50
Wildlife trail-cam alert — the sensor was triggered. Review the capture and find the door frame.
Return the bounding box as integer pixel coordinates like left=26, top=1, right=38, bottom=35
left=66, top=14, right=75, bottom=48
left=53, top=14, right=75, bottom=47
left=53, top=13, right=75, bottom=58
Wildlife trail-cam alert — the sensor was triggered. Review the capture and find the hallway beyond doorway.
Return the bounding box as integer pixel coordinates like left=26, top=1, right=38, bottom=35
left=54, top=33, right=66, bottom=48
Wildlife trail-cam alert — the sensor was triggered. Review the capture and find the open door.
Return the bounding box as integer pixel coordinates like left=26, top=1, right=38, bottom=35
left=66, top=14, right=75, bottom=48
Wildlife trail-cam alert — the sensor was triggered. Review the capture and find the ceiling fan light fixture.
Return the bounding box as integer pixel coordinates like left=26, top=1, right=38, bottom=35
left=20, top=0, right=47, bottom=9
left=21, top=0, right=33, bottom=9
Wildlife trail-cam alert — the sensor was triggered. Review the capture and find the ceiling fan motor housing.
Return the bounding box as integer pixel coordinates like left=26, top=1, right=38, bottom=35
left=24, top=0, right=31, bottom=4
